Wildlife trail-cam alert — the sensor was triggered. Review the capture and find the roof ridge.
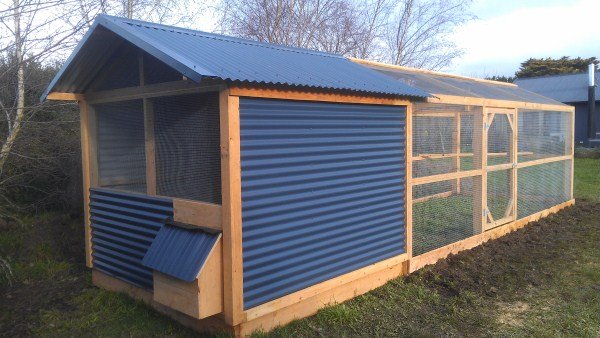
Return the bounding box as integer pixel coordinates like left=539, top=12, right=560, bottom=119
left=515, top=70, right=598, bottom=81
left=99, top=14, right=343, bottom=59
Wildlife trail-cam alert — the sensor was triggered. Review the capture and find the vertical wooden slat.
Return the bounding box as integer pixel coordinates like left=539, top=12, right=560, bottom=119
left=79, top=100, right=98, bottom=268
left=220, top=89, right=244, bottom=325
left=452, top=111, right=461, bottom=194
left=567, top=108, right=575, bottom=199
left=144, top=99, right=157, bottom=195
left=472, top=109, right=487, bottom=233
left=511, top=109, right=518, bottom=220
left=405, top=104, right=413, bottom=259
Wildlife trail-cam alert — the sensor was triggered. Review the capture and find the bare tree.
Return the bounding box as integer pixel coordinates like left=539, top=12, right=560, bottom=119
left=384, top=0, right=474, bottom=70
left=217, top=0, right=474, bottom=70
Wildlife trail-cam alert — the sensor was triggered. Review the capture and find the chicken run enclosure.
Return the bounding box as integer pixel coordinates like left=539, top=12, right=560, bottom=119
left=42, top=15, right=575, bottom=336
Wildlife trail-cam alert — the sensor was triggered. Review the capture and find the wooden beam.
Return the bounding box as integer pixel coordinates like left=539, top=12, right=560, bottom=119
left=220, top=90, right=245, bottom=325
left=411, top=169, right=483, bottom=186
left=228, top=85, right=411, bottom=106
left=86, top=80, right=225, bottom=104
left=405, top=104, right=413, bottom=259
left=429, top=94, right=573, bottom=112
left=173, top=198, right=222, bottom=231
left=413, top=190, right=453, bottom=203
left=47, top=92, right=85, bottom=101
left=412, top=151, right=533, bottom=161
left=143, top=99, right=157, bottom=195
left=516, top=155, right=572, bottom=169
left=79, top=101, right=98, bottom=268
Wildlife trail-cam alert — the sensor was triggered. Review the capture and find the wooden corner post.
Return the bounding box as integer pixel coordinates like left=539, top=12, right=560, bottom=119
left=219, top=89, right=245, bottom=326
left=405, top=104, right=413, bottom=259
left=79, top=100, right=98, bottom=268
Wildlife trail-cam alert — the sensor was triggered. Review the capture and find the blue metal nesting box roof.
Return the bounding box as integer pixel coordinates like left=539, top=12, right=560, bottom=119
left=42, top=15, right=430, bottom=101
left=142, top=224, right=221, bottom=282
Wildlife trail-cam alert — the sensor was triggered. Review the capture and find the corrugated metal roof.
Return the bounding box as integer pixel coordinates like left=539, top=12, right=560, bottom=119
left=361, top=63, right=566, bottom=106
left=515, top=72, right=600, bottom=103
left=142, top=224, right=220, bottom=282
left=41, top=14, right=429, bottom=101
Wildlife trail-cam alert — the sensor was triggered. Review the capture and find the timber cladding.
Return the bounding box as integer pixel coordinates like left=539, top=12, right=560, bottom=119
left=238, top=98, right=408, bottom=309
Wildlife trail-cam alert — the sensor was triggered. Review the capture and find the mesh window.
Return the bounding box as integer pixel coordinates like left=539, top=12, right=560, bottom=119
left=412, top=103, right=479, bottom=178
left=153, top=93, right=222, bottom=203
left=518, top=110, right=571, bottom=162
left=517, top=160, right=571, bottom=218
left=413, top=176, right=476, bottom=255
left=487, top=114, right=512, bottom=165
left=95, top=100, right=147, bottom=193
left=487, top=169, right=513, bottom=221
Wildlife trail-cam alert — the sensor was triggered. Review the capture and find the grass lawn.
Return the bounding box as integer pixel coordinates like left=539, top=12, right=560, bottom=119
left=1, top=158, right=599, bottom=337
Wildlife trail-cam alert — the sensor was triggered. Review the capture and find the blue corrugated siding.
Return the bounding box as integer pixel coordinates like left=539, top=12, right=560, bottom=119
left=142, top=225, right=220, bottom=282
left=90, top=188, right=173, bottom=289
left=240, top=98, right=407, bottom=309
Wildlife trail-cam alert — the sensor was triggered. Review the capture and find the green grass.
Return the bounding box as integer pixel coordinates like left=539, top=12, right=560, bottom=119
left=574, top=158, right=600, bottom=201
left=1, top=158, right=599, bottom=337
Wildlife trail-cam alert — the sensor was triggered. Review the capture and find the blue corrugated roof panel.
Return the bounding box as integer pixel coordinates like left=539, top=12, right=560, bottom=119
left=142, top=224, right=220, bottom=282
left=42, top=14, right=430, bottom=101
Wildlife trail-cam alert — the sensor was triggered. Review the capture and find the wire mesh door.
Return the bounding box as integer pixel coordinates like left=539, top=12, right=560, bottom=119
left=485, top=108, right=516, bottom=230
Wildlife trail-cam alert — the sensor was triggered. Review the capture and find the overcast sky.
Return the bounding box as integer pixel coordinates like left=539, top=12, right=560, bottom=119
left=448, top=0, right=600, bottom=77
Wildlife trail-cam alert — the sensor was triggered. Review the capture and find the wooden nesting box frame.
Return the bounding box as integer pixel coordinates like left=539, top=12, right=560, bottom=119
left=47, top=57, right=575, bottom=337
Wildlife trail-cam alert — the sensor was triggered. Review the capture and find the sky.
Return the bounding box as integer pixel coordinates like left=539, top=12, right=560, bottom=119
left=448, top=0, right=600, bottom=77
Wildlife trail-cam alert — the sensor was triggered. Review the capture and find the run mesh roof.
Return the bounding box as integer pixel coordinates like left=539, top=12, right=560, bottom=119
left=362, top=62, right=566, bottom=106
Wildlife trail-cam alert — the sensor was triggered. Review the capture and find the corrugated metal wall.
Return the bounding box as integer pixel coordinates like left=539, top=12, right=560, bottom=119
left=90, top=188, right=173, bottom=289
left=239, top=98, right=407, bottom=309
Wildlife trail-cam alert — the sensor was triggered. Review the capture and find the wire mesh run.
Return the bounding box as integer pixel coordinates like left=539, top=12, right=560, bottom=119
left=518, top=110, right=571, bottom=162
left=95, top=100, right=147, bottom=193
left=487, top=114, right=513, bottom=165
left=412, top=176, right=476, bottom=255
left=153, top=93, right=222, bottom=204
left=487, top=169, right=513, bottom=222
left=412, top=103, right=479, bottom=178
left=517, top=160, right=571, bottom=219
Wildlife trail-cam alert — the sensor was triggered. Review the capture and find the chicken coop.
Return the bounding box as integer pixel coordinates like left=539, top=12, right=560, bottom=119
left=42, top=15, right=575, bottom=336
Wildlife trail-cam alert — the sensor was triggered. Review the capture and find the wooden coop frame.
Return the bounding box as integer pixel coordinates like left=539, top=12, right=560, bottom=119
left=43, top=16, right=575, bottom=337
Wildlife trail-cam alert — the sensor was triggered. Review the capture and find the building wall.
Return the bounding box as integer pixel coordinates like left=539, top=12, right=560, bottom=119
left=570, top=101, right=600, bottom=144
left=239, top=98, right=407, bottom=309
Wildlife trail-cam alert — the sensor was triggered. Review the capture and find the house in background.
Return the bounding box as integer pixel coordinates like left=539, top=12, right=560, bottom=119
left=516, top=66, right=599, bottom=146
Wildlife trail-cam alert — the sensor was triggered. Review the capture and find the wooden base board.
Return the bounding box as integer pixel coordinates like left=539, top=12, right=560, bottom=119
left=91, top=270, right=231, bottom=334
left=91, top=198, right=574, bottom=337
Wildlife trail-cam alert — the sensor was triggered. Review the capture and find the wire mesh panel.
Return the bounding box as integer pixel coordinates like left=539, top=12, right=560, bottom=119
left=487, top=169, right=513, bottom=224
left=412, top=176, right=476, bottom=256
left=487, top=114, right=513, bottom=165
left=153, top=93, right=222, bottom=204
left=518, top=110, right=571, bottom=162
left=412, top=103, right=479, bottom=178
left=517, top=160, right=571, bottom=218
left=95, top=100, right=147, bottom=193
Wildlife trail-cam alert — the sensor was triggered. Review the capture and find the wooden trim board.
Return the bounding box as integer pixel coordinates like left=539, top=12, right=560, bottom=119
left=173, top=198, right=222, bottom=230
left=229, top=85, right=412, bottom=106
left=405, top=103, right=413, bottom=258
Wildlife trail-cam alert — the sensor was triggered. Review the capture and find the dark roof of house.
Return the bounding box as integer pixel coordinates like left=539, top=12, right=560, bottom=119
left=515, top=72, right=600, bottom=103
left=359, top=62, right=565, bottom=106
left=41, top=15, right=430, bottom=101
